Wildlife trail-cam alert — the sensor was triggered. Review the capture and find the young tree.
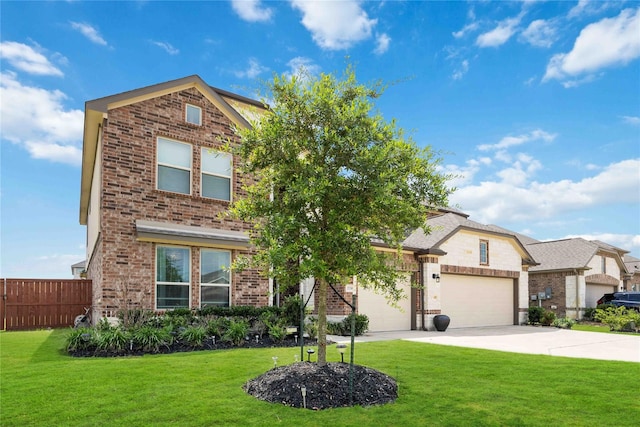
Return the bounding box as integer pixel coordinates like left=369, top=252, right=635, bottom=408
left=230, top=66, right=452, bottom=365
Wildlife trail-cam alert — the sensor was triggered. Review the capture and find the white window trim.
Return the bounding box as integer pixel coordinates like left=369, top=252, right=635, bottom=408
left=185, top=104, right=202, bottom=126
left=200, top=148, right=232, bottom=202
left=155, top=245, right=191, bottom=310
left=157, top=137, right=192, bottom=195
left=200, top=248, right=232, bottom=308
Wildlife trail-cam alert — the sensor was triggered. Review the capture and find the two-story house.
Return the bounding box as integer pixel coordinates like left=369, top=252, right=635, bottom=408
left=80, top=75, right=270, bottom=321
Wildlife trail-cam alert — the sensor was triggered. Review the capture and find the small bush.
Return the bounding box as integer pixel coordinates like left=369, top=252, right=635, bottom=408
left=223, top=319, right=249, bottom=346
left=267, top=323, right=288, bottom=342
left=205, top=317, right=230, bottom=338
left=96, top=327, right=130, bottom=352
left=528, top=306, right=545, bottom=324
left=281, top=294, right=303, bottom=326
left=117, top=309, right=156, bottom=329
left=540, top=310, right=556, bottom=326
left=552, top=317, right=576, bottom=329
left=179, top=325, right=207, bottom=348
left=305, top=316, right=318, bottom=340
left=582, top=307, right=597, bottom=321
left=132, top=325, right=172, bottom=353
left=595, top=306, right=640, bottom=332
left=327, top=313, right=369, bottom=336
left=66, top=328, right=96, bottom=352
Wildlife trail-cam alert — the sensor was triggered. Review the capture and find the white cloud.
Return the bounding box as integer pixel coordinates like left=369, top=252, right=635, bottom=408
left=0, top=72, right=83, bottom=166
left=234, top=58, right=269, bottom=79
left=453, top=22, right=479, bottom=39
left=476, top=14, right=523, bottom=48
left=290, top=0, right=377, bottom=50
left=151, top=41, right=179, bottom=55
left=450, top=158, right=640, bottom=224
left=0, top=41, right=63, bottom=76
left=478, top=129, right=557, bottom=151
left=452, top=59, right=469, bottom=80
left=544, top=8, right=640, bottom=83
left=520, top=19, right=557, bottom=48
left=568, top=0, right=617, bottom=19
left=285, top=56, right=321, bottom=79
left=622, top=115, right=640, bottom=125
left=231, top=0, right=273, bottom=22
left=69, top=21, right=108, bottom=46
left=564, top=233, right=640, bottom=254
left=374, top=33, right=391, bottom=55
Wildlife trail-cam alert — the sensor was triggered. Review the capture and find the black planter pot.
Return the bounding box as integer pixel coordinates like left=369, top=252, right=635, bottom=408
left=433, top=315, right=450, bottom=332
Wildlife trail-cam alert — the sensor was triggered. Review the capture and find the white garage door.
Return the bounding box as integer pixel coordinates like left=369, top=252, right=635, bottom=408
left=358, top=276, right=412, bottom=332
left=440, top=274, right=514, bottom=328
left=586, top=284, right=616, bottom=308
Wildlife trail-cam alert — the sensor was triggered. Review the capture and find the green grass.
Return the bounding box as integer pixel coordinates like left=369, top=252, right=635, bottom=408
left=1, top=329, right=639, bottom=426
left=573, top=323, right=638, bottom=335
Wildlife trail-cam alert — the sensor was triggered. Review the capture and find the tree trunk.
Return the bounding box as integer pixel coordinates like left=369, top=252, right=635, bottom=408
left=317, top=277, right=328, bottom=366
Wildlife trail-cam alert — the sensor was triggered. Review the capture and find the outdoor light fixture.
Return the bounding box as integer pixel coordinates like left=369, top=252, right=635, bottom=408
left=306, top=348, right=315, bottom=362
left=294, top=354, right=299, bottom=363
left=294, top=334, right=298, bottom=344
left=336, top=343, right=347, bottom=363
left=432, top=273, right=440, bottom=283
left=272, top=356, right=278, bottom=368
left=301, top=385, right=307, bottom=409
left=255, top=334, right=259, bottom=343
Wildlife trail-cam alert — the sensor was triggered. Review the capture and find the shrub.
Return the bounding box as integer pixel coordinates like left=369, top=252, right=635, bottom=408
left=66, top=328, right=96, bottom=352
left=305, top=316, right=318, bottom=340
left=96, top=327, right=130, bottom=352
left=117, top=309, right=156, bottom=329
left=281, top=294, right=303, bottom=326
left=327, top=313, right=369, bottom=336
left=528, top=306, right=544, bottom=324
left=552, top=317, right=576, bottom=329
left=205, top=317, right=230, bottom=338
left=595, top=306, right=640, bottom=332
left=132, top=325, right=172, bottom=353
left=223, top=319, right=249, bottom=346
left=540, top=310, right=556, bottom=326
left=179, top=325, right=207, bottom=348
left=582, top=307, right=597, bottom=322
left=267, top=323, right=288, bottom=342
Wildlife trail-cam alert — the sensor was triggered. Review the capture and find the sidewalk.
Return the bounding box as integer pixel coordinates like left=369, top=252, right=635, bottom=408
left=329, top=325, right=640, bottom=363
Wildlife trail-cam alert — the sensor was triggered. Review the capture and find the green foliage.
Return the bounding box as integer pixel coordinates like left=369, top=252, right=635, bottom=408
left=223, top=319, right=249, bottom=346
left=131, top=325, right=172, bottom=353
left=205, top=317, right=230, bottom=338
left=179, top=325, right=207, bottom=348
left=595, top=306, right=640, bottom=332
left=305, top=316, right=319, bottom=340
left=552, top=317, right=576, bottom=329
left=267, top=323, right=288, bottom=342
left=583, top=307, right=597, bottom=321
left=281, top=294, right=303, bottom=326
left=117, top=309, right=156, bottom=329
left=66, top=328, right=96, bottom=352
left=96, top=327, right=130, bottom=352
left=229, top=65, right=452, bottom=363
left=327, top=313, right=369, bottom=336
left=528, top=306, right=545, bottom=324
left=540, top=310, right=556, bottom=326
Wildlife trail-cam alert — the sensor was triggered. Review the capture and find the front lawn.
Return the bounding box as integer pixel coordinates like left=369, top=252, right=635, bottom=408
left=1, top=329, right=638, bottom=426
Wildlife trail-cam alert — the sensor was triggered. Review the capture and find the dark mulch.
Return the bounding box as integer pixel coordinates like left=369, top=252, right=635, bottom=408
left=69, top=336, right=315, bottom=358
left=244, top=362, right=398, bottom=410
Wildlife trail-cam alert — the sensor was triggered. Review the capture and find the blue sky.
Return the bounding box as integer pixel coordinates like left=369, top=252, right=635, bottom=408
left=1, top=0, right=639, bottom=278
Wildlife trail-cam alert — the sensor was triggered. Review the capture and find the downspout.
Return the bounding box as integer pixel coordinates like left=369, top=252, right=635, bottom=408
left=419, top=259, right=426, bottom=330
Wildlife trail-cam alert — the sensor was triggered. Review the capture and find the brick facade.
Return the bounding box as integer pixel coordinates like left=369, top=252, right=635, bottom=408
left=88, top=87, right=269, bottom=317
left=528, top=271, right=570, bottom=317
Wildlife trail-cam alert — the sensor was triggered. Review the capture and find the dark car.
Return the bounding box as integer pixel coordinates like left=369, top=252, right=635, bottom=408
left=607, top=292, right=640, bottom=311
left=596, top=293, right=615, bottom=305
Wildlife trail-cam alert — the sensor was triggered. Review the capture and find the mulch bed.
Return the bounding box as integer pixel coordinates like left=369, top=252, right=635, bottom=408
left=244, top=362, right=398, bottom=410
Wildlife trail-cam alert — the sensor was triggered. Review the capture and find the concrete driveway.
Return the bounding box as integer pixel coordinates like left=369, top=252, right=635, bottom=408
left=329, top=326, right=640, bottom=363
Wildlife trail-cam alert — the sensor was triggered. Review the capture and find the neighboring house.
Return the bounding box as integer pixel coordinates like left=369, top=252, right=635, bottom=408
left=355, top=209, right=538, bottom=331
left=526, top=238, right=628, bottom=319
left=80, top=75, right=271, bottom=321
left=623, top=255, right=640, bottom=291
left=71, top=260, right=86, bottom=279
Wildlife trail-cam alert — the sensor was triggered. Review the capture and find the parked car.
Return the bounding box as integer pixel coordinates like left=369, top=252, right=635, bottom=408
left=596, top=293, right=615, bottom=305
left=607, top=292, right=640, bottom=311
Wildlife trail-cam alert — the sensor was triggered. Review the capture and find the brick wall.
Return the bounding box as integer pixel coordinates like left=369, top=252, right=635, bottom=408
left=93, top=88, right=268, bottom=315
left=528, top=271, right=569, bottom=317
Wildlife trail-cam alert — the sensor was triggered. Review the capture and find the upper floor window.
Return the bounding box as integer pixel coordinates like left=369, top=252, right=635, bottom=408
left=479, top=240, right=489, bottom=265
left=200, top=249, right=231, bottom=307
left=156, top=246, right=191, bottom=309
left=601, top=256, right=606, bottom=274
left=157, top=137, right=192, bottom=195
left=201, top=148, right=232, bottom=201
left=186, top=104, right=202, bottom=126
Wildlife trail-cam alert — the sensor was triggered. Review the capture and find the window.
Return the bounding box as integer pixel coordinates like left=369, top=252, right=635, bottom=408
left=186, top=104, right=202, bottom=125
left=200, top=249, right=231, bottom=307
left=156, top=246, right=190, bottom=309
left=201, top=148, right=232, bottom=201
left=601, top=256, right=606, bottom=274
left=479, top=240, right=489, bottom=265
left=157, top=137, right=191, bottom=194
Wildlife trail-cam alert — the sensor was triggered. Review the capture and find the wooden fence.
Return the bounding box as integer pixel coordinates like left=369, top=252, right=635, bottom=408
left=1, top=279, right=92, bottom=331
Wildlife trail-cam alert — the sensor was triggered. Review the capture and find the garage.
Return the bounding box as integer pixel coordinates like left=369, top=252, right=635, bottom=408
left=357, top=275, right=412, bottom=332
left=440, top=274, right=515, bottom=328
left=585, top=284, right=617, bottom=308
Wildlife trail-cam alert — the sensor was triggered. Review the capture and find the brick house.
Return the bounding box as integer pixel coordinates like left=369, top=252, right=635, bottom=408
left=80, top=75, right=271, bottom=320
left=623, top=255, right=640, bottom=291
left=525, top=238, right=628, bottom=319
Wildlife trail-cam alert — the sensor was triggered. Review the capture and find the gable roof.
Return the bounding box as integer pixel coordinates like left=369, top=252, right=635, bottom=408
left=624, top=254, right=640, bottom=275
left=79, top=75, right=266, bottom=224
left=527, top=238, right=629, bottom=273
left=402, top=212, right=537, bottom=265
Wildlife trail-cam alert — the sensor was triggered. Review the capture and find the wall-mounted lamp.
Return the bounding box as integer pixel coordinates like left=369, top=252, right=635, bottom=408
left=432, top=273, right=440, bottom=283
